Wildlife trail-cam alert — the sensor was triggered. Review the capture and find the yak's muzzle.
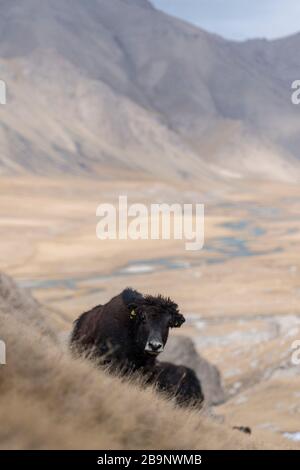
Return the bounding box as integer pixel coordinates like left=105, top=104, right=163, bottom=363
left=145, top=339, right=164, bottom=355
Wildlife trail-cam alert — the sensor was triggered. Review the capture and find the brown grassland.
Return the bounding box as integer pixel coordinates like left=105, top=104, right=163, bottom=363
left=0, top=275, right=259, bottom=450
left=1, top=175, right=300, bottom=449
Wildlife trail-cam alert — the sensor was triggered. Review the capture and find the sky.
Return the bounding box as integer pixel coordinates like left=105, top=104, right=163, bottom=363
left=151, top=0, right=300, bottom=41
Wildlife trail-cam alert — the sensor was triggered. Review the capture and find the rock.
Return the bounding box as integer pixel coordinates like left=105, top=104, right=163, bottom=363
left=0, top=272, right=56, bottom=340
left=0, top=272, right=38, bottom=313
left=159, top=335, right=225, bottom=406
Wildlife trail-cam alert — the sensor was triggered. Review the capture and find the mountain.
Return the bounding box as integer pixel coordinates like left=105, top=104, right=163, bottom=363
left=0, top=0, right=299, bottom=181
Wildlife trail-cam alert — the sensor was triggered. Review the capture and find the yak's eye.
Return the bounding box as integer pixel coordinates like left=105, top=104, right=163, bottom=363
left=140, top=312, right=146, bottom=323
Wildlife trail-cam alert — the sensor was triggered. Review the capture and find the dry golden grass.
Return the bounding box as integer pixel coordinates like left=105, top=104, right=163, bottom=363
left=0, top=279, right=269, bottom=451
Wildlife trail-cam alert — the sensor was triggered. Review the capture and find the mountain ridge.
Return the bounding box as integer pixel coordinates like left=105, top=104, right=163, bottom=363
left=0, top=0, right=299, bottom=182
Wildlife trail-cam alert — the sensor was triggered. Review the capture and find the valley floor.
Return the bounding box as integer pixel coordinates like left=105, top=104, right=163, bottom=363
left=1, top=175, right=300, bottom=447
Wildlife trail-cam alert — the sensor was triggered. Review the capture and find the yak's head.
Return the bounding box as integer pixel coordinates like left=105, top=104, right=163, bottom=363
left=123, top=288, right=185, bottom=357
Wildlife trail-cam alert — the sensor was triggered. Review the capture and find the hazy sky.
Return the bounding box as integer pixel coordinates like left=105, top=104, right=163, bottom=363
left=152, top=0, right=300, bottom=41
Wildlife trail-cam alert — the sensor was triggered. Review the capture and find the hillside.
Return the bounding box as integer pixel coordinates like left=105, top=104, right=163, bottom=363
left=1, top=178, right=300, bottom=449
left=0, top=272, right=263, bottom=450
left=0, top=0, right=299, bottom=181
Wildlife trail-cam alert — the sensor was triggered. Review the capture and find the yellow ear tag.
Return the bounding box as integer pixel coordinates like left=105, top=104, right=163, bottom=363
left=130, top=309, right=136, bottom=319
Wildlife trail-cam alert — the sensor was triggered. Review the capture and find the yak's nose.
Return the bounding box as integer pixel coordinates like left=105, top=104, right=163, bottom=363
left=146, top=340, right=164, bottom=353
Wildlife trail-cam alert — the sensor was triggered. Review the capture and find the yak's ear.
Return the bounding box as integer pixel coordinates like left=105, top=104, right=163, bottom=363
left=170, top=312, right=185, bottom=328
left=122, top=288, right=143, bottom=320
left=128, top=303, right=138, bottom=320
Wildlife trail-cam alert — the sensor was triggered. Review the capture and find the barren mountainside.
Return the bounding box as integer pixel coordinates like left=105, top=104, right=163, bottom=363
left=0, top=0, right=299, bottom=181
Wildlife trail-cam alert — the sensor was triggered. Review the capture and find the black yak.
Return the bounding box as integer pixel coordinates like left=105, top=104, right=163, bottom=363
left=144, top=362, right=204, bottom=408
left=70, top=288, right=204, bottom=407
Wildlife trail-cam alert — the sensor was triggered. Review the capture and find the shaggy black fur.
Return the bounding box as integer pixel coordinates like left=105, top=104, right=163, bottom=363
left=70, top=288, right=204, bottom=407
left=145, top=362, right=204, bottom=408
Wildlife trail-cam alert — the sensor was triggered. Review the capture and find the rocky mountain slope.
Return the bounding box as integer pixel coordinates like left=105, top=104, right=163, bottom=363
left=0, top=0, right=299, bottom=181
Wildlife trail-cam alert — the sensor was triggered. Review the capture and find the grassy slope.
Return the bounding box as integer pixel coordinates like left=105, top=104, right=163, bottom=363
left=0, top=273, right=283, bottom=450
